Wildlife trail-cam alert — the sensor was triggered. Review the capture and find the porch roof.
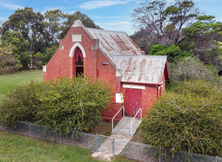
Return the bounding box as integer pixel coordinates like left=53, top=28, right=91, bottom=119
left=113, top=55, right=169, bottom=85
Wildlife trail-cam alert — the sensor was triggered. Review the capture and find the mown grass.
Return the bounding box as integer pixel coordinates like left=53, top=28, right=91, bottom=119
left=0, top=71, right=136, bottom=161
left=0, top=131, right=136, bottom=162
left=0, top=70, right=43, bottom=102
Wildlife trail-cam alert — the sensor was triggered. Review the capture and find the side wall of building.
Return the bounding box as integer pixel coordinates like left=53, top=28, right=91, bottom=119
left=44, top=50, right=61, bottom=80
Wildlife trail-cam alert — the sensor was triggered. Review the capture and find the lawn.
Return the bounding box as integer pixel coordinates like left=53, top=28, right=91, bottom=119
left=0, top=131, right=135, bottom=162
left=0, top=70, right=43, bottom=102
left=0, top=71, right=136, bottom=161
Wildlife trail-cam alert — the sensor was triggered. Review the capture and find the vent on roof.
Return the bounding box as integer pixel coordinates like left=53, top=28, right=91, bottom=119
left=72, top=34, right=81, bottom=42
left=116, top=69, right=123, bottom=77
left=101, top=62, right=109, bottom=65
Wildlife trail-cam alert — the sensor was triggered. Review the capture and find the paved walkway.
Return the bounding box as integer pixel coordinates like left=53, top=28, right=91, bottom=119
left=92, top=116, right=141, bottom=161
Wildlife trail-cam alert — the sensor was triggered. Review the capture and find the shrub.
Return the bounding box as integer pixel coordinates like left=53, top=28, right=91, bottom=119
left=169, top=57, right=221, bottom=85
left=148, top=44, right=191, bottom=63
left=141, top=80, right=222, bottom=156
left=0, top=76, right=114, bottom=133
left=0, top=44, right=21, bottom=74
left=0, top=81, right=44, bottom=124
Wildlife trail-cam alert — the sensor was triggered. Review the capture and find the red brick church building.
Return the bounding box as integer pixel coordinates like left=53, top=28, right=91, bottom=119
left=43, top=20, right=170, bottom=122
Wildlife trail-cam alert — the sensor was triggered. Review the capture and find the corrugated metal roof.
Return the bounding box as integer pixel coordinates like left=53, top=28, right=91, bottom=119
left=86, top=28, right=142, bottom=64
left=113, top=55, right=167, bottom=84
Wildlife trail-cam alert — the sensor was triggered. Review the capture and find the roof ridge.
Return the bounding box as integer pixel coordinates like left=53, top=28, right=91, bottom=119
left=86, top=27, right=126, bottom=34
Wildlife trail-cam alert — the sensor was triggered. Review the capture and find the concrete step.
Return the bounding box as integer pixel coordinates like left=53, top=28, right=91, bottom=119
left=112, top=116, right=141, bottom=137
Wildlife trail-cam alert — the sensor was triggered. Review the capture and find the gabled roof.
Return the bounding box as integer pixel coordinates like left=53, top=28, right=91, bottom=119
left=72, top=20, right=143, bottom=66
left=113, top=55, right=170, bottom=85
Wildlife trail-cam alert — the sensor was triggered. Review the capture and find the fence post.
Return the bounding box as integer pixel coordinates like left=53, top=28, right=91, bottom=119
left=112, top=138, right=115, bottom=156
left=60, top=130, right=61, bottom=144
left=159, top=147, right=161, bottom=162
left=96, top=134, right=99, bottom=152
left=216, top=156, right=218, bottom=162
left=29, top=122, right=31, bottom=137
left=88, top=140, right=91, bottom=150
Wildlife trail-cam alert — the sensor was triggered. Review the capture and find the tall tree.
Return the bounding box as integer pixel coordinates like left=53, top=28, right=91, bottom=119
left=131, top=0, right=199, bottom=46
left=1, top=31, right=30, bottom=69
left=58, top=11, right=101, bottom=39
left=1, top=8, right=101, bottom=69
left=43, top=9, right=63, bottom=48
left=2, top=7, right=45, bottom=55
left=0, top=44, right=21, bottom=74
left=181, top=15, right=222, bottom=65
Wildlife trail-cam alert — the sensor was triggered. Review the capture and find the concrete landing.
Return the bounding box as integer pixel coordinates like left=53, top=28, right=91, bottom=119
left=92, top=116, right=142, bottom=161
left=112, top=116, right=141, bottom=137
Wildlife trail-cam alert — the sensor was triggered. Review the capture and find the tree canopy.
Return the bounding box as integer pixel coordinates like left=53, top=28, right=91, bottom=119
left=131, top=0, right=199, bottom=46
left=1, top=31, right=30, bottom=69
left=0, top=44, right=21, bottom=74
left=1, top=8, right=100, bottom=71
left=131, top=0, right=222, bottom=69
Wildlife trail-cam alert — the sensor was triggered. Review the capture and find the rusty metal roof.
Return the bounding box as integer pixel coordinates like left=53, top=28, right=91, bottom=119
left=113, top=55, right=167, bottom=84
left=86, top=27, right=142, bottom=64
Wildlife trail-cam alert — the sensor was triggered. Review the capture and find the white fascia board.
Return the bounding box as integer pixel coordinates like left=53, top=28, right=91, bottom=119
left=123, top=84, right=145, bottom=90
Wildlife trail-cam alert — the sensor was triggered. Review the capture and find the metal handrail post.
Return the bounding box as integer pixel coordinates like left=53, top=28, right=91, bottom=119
left=112, top=106, right=124, bottom=132
left=131, top=108, right=142, bottom=136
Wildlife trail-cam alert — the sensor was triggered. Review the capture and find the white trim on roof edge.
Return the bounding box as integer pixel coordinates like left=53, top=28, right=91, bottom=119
left=69, top=43, right=86, bottom=58
left=123, top=84, right=145, bottom=90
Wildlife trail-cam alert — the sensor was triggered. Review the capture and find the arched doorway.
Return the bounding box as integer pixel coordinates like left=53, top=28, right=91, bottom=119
left=74, top=47, right=84, bottom=77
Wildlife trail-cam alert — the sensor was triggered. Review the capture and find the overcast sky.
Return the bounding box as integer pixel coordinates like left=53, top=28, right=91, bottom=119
left=0, top=0, right=221, bottom=35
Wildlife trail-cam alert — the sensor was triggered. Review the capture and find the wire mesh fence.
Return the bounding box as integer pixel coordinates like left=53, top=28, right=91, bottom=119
left=119, top=141, right=160, bottom=162
left=119, top=141, right=222, bottom=162
left=163, top=149, right=219, bottom=162
left=0, top=121, right=111, bottom=154
left=0, top=121, right=222, bottom=162
left=97, top=135, right=115, bottom=155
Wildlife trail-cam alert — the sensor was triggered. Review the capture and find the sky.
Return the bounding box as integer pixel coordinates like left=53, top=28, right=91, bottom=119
left=0, top=0, right=221, bottom=35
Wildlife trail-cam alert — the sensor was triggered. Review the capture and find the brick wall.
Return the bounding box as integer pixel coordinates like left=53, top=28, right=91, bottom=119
left=44, top=26, right=123, bottom=121
left=44, top=50, right=61, bottom=81
left=44, top=25, right=167, bottom=122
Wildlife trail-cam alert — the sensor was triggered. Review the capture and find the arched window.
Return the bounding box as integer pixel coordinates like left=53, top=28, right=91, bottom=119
left=74, top=47, right=83, bottom=77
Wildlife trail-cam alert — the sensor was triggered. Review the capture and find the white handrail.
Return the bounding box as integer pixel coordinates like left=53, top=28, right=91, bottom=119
left=131, top=108, right=142, bottom=136
left=112, top=106, right=124, bottom=132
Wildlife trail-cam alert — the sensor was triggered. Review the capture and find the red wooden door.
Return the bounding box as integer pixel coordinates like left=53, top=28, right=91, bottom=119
left=125, top=88, right=142, bottom=117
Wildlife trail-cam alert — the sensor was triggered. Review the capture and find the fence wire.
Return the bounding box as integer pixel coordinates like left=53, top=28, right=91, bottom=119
left=97, top=135, right=114, bottom=155
left=119, top=141, right=160, bottom=162
left=61, top=130, right=97, bottom=151
left=0, top=121, right=221, bottom=162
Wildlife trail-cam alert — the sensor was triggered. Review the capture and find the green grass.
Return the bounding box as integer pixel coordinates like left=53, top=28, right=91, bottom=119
left=91, top=121, right=117, bottom=136
left=0, top=70, right=138, bottom=161
left=0, top=131, right=136, bottom=162
left=0, top=70, right=43, bottom=102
